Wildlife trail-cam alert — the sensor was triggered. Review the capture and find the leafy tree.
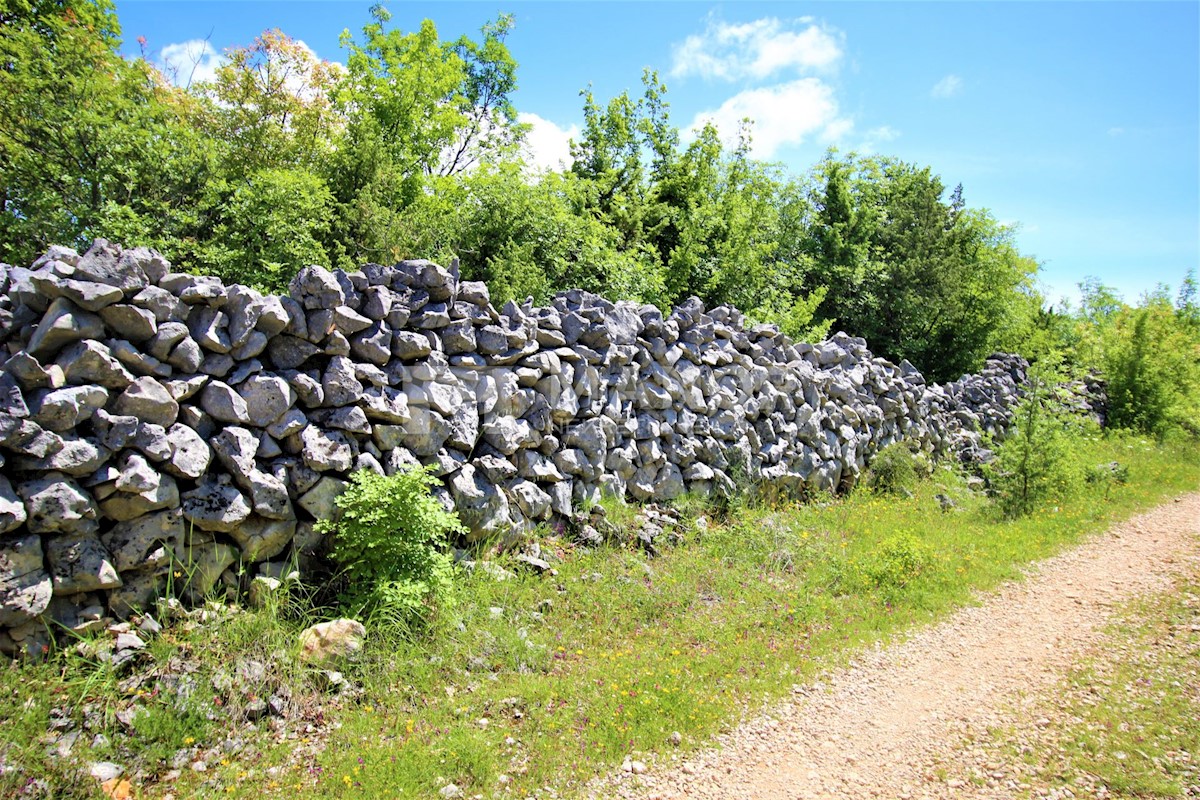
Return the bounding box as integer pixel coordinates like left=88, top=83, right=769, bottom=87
left=326, top=7, right=520, bottom=266
left=1059, top=279, right=1200, bottom=438
left=443, top=15, right=521, bottom=176
left=566, top=73, right=816, bottom=315
left=651, top=123, right=783, bottom=310
left=987, top=363, right=1082, bottom=517
left=412, top=164, right=660, bottom=306
left=0, top=0, right=199, bottom=264
left=1175, top=269, right=1199, bottom=333
left=1104, top=294, right=1200, bottom=436
left=806, top=156, right=878, bottom=326
left=203, top=29, right=342, bottom=176
left=204, top=168, right=335, bottom=291
left=794, top=152, right=1037, bottom=379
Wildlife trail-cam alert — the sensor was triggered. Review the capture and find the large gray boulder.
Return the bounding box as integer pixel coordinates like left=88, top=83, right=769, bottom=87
left=399, top=407, right=452, bottom=457
left=182, top=474, right=252, bottom=533
left=99, top=470, right=179, bottom=521
left=30, top=385, right=110, bottom=432
left=115, top=376, right=179, bottom=427
left=177, top=539, right=238, bottom=601
left=360, top=385, right=410, bottom=423
left=73, top=239, right=149, bottom=294
left=322, top=356, right=362, bottom=408
left=163, top=422, right=212, bottom=479
left=212, top=426, right=259, bottom=484
left=482, top=417, right=537, bottom=456
left=0, top=535, right=53, bottom=626
left=18, top=434, right=109, bottom=476
left=299, top=425, right=353, bottom=472
left=297, top=476, right=346, bottom=520
left=101, top=509, right=184, bottom=572
left=31, top=276, right=124, bottom=312
left=99, top=304, right=157, bottom=341
left=290, top=265, right=345, bottom=310
left=200, top=381, right=251, bottom=425
left=26, top=298, right=105, bottom=360
left=246, top=470, right=292, bottom=520
left=17, top=473, right=98, bottom=535
left=447, top=464, right=510, bottom=541
left=44, top=533, right=122, bottom=595
left=230, top=516, right=296, bottom=562
left=56, top=339, right=134, bottom=389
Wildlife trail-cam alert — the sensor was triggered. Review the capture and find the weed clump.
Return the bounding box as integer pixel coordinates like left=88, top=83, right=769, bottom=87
left=318, top=466, right=465, bottom=624
left=860, top=533, right=934, bottom=593
left=865, top=443, right=928, bottom=497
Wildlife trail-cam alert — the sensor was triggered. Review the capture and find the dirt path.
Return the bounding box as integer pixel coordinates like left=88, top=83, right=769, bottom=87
left=602, top=493, right=1200, bottom=800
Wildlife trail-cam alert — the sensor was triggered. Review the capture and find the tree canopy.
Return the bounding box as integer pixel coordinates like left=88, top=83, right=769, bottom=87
left=2, top=0, right=1121, bottom=388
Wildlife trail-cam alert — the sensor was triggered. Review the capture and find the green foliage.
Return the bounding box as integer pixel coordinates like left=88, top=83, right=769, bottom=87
left=1102, top=295, right=1200, bottom=437
left=795, top=152, right=1038, bottom=380
left=865, top=442, right=925, bottom=496
left=748, top=285, right=831, bottom=343
left=0, top=0, right=196, bottom=262
left=203, top=29, right=341, bottom=175
left=326, top=9, right=520, bottom=265
left=860, top=532, right=933, bottom=593
left=1055, top=278, right=1200, bottom=438
left=200, top=167, right=335, bottom=292
left=318, top=467, right=465, bottom=623
left=423, top=165, right=663, bottom=307
left=1, top=0, right=1047, bottom=384
left=987, top=368, right=1083, bottom=517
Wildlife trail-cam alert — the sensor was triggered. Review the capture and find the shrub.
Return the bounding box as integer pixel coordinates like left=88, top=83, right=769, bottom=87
left=1103, top=299, right=1200, bottom=438
left=317, top=466, right=465, bottom=624
left=987, top=370, right=1082, bottom=517
left=860, top=533, right=933, bottom=592
left=864, top=442, right=924, bottom=496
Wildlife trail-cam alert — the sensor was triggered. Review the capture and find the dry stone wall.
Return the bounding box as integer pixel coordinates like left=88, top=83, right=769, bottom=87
left=0, top=239, right=1027, bottom=656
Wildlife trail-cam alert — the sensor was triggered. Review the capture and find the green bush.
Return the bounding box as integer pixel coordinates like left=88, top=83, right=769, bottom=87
left=317, top=466, right=465, bottom=624
left=1103, top=299, right=1200, bottom=438
left=987, top=371, right=1083, bottom=517
left=860, top=533, right=933, bottom=592
left=864, top=442, right=926, bottom=496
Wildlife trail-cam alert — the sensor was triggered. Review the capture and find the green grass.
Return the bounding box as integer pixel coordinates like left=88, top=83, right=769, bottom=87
left=1, top=433, right=1197, bottom=799
left=1052, top=578, right=1200, bottom=797
left=957, top=568, right=1200, bottom=798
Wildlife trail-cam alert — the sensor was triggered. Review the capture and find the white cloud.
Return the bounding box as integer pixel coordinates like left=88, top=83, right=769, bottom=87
left=685, top=78, right=852, bottom=159
left=671, top=16, right=843, bottom=81
left=858, top=125, right=900, bottom=153
left=518, top=112, right=579, bottom=172
left=931, top=74, right=963, bottom=99
left=159, top=39, right=223, bottom=87
left=1108, top=126, right=1125, bottom=137
left=865, top=125, right=899, bottom=143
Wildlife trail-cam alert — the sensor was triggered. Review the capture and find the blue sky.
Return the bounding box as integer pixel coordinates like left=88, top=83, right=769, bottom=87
left=114, top=1, right=1199, bottom=308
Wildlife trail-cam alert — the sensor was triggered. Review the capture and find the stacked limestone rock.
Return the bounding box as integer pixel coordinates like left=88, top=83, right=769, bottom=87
left=0, top=240, right=1027, bottom=656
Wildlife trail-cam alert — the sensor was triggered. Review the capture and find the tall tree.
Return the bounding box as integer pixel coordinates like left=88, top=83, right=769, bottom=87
left=203, top=29, right=342, bottom=176
left=0, top=0, right=193, bottom=264
left=326, top=6, right=520, bottom=266
left=796, top=152, right=1036, bottom=379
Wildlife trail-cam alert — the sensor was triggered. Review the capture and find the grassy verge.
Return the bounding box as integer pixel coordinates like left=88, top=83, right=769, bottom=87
left=1, top=433, right=1197, bottom=799
left=951, top=567, right=1200, bottom=798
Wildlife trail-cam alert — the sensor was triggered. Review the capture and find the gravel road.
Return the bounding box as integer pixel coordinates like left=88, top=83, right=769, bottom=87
left=598, top=493, right=1200, bottom=800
